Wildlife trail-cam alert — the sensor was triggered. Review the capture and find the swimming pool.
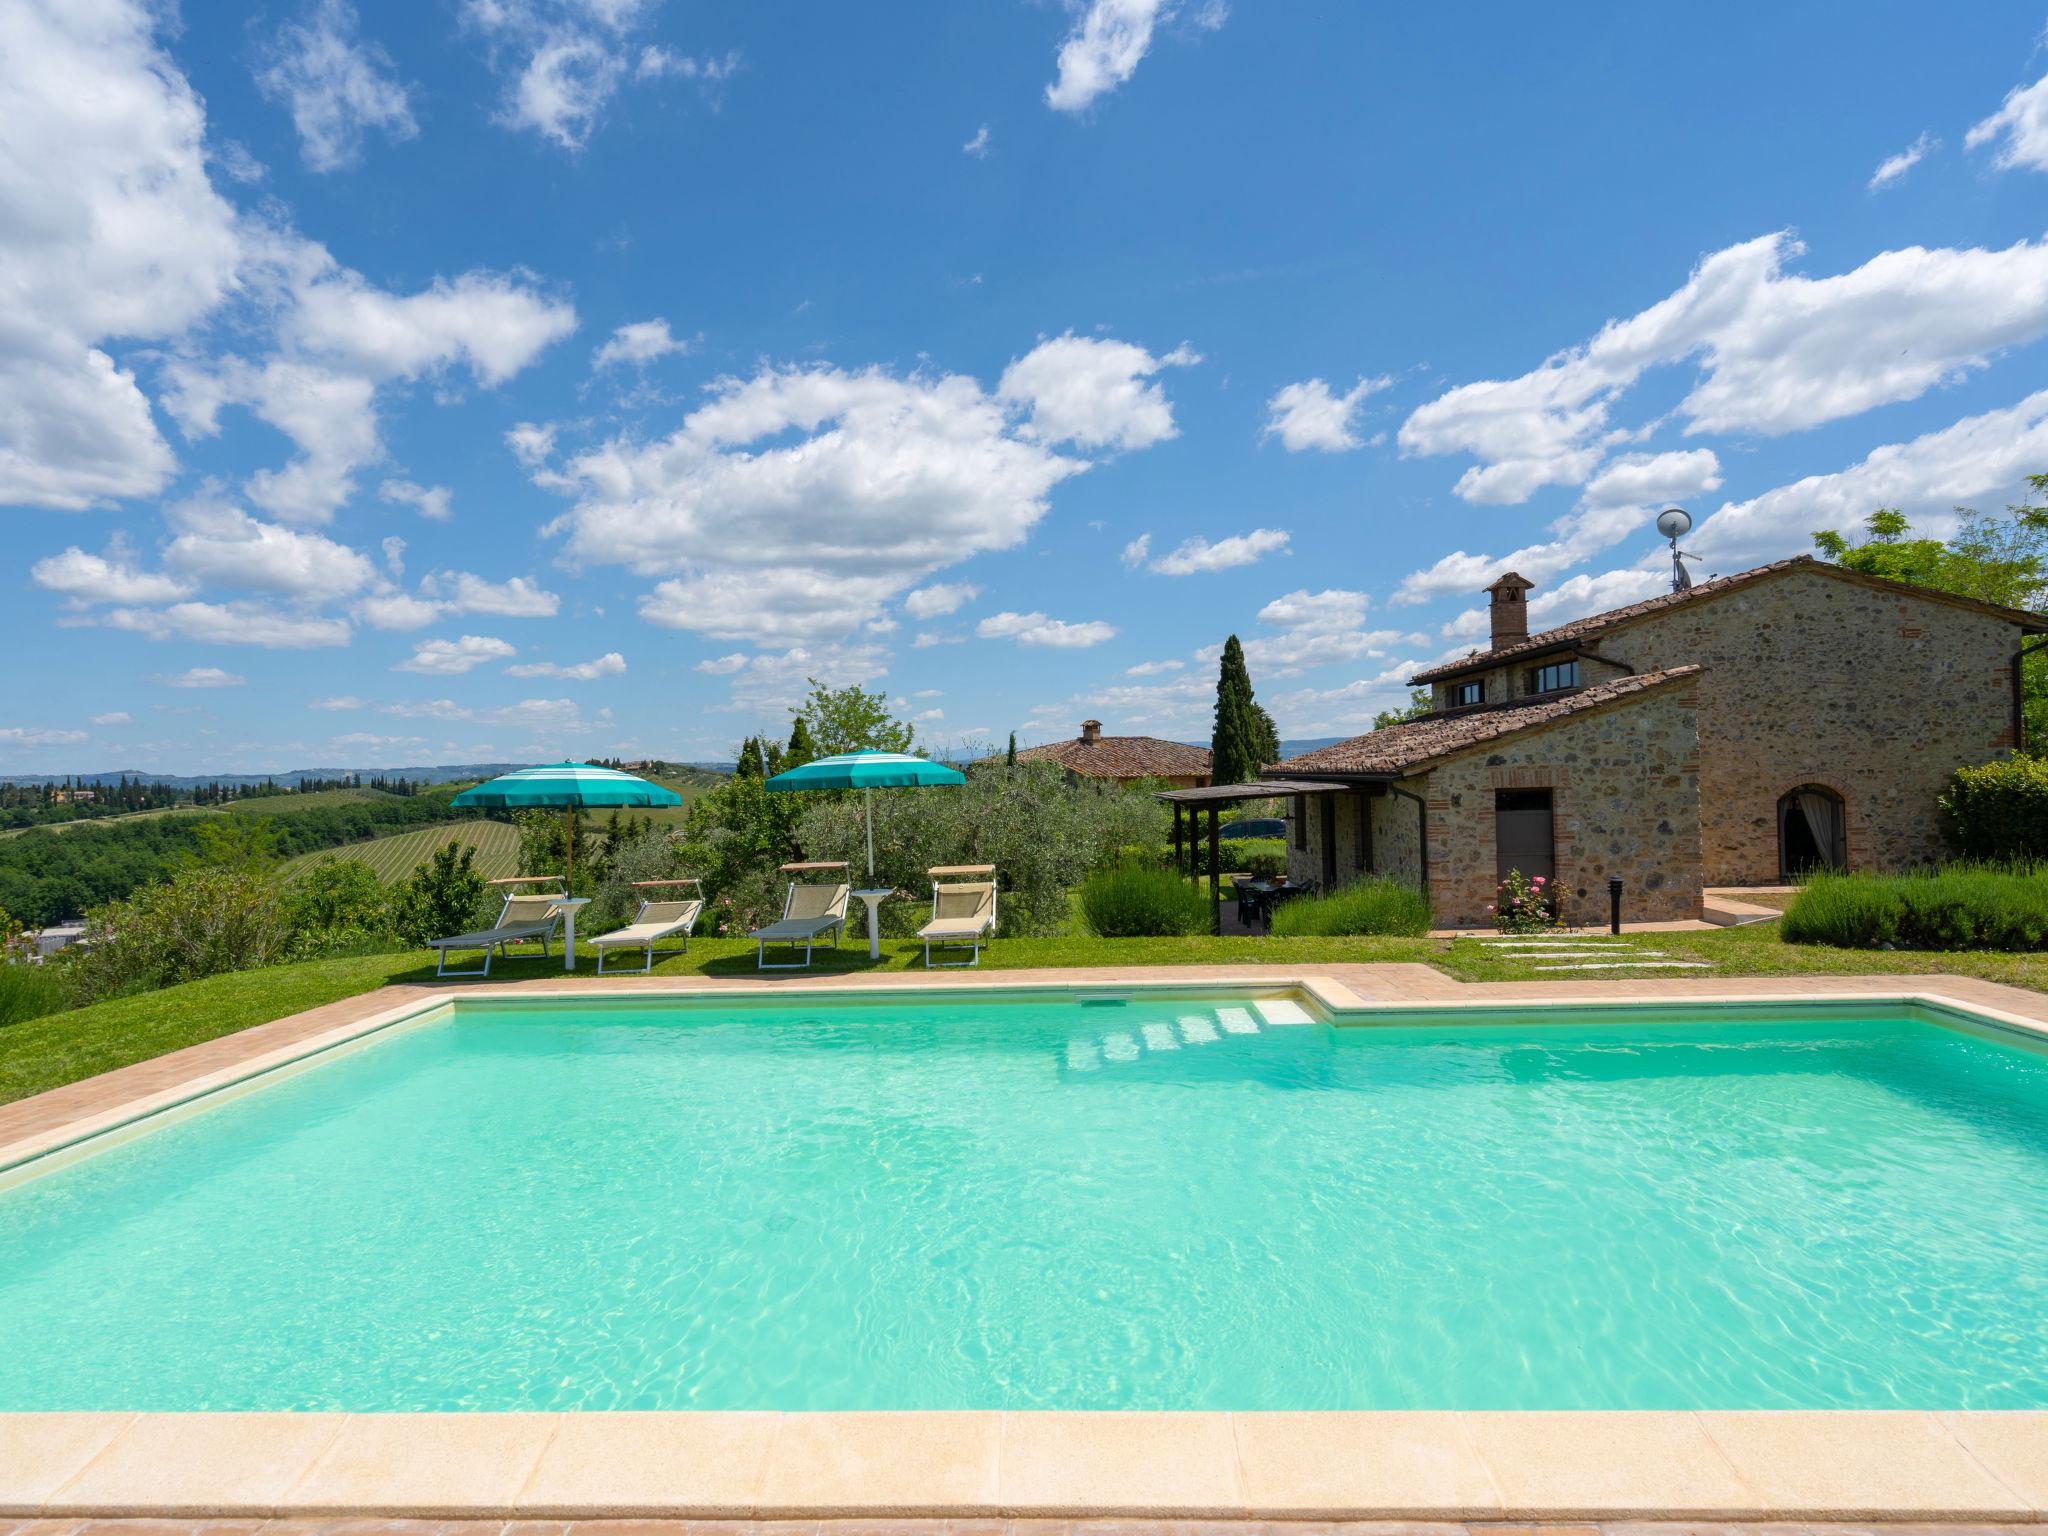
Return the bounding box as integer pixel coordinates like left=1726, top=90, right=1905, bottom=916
left=2, top=989, right=2045, bottom=1412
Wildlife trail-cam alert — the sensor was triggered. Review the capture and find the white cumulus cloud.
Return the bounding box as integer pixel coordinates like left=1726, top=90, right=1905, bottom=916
left=256, top=0, right=418, bottom=172
left=998, top=333, right=1195, bottom=451
left=0, top=0, right=240, bottom=510
left=1400, top=231, right=2048, bottom=505
left=1149, top=527, right=1289, bottom=575
left=1262, top=376, right=1390, bottom=452
left=1045, top=0, right=1172, bottom=112
left=380, top=478, right=453, bottom=520
left=506, top=651, right=627, bottom=679
left=536, top=339, right=1181, bottom=649
left=395, top=634, right=518, bottom=674
left=977, top=611, right=1117, bottom=647
left=903, top=582, right=981, bottom=619
left=592, top=317, right=688, bottom=369
left=1967, top=70, right=2048, bottom=173
left=1869, top=130, right=1936, bottom=191
left=157, top=667, right=247, bottom=688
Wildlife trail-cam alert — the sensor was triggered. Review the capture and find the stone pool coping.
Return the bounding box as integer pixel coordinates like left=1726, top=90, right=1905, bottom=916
left=6, top=964, right=2048, bottom=1522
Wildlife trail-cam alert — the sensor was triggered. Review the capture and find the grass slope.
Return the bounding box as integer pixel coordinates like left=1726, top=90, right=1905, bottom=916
left=281, top=819, right=523, bottom=885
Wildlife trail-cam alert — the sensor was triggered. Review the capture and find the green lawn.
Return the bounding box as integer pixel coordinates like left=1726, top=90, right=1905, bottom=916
left=9, top=921, right=2048, bottom=1109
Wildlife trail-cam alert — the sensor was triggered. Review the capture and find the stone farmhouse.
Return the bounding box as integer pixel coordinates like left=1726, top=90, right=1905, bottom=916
left=1263, top=557, right=2046, bottom=928
left=1016, top=719, right=1213, bottom=788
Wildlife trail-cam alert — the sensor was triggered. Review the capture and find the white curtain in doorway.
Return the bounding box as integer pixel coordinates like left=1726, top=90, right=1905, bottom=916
left=1792, top=789, right=1845, bottom=868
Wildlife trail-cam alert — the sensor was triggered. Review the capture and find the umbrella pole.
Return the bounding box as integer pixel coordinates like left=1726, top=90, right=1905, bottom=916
left=566, top=806, right=576, bottom=893
left=864, top=787, right=874, bottom=882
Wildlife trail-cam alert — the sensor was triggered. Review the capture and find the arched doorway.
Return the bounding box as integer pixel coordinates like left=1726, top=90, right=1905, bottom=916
left=1779, top=785, right=1846, bottom=877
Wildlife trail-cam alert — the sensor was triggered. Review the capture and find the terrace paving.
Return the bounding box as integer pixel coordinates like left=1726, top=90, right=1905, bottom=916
left=4, top=1519, right=2047, bottom=1536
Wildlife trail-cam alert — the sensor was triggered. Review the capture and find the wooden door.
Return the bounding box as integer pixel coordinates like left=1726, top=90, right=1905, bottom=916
left=1495, top=788, right=1555, bottom=886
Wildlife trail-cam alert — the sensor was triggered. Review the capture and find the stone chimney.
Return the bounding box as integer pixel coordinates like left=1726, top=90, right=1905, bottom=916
left=1079, top=719, right=1103, bottom=745
left=1487, top=572, right=1535, bottom=651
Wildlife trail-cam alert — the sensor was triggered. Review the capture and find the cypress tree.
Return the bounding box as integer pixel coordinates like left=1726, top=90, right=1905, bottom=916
left=784, top=714, right=817, bottom=770
left=1250, top=702, right=1281, bottom=769
left=1211, top=635, right=1263, bottom=784
left=1005, top=730, right=1017, bottom=766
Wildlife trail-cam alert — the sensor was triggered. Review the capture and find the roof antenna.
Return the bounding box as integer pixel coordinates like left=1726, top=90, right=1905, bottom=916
left=1656, top=507, right=1697, bottom=592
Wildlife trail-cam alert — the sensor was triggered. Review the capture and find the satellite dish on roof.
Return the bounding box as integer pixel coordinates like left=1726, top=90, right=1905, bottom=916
left=1656, top=507, right=1697, bottom=592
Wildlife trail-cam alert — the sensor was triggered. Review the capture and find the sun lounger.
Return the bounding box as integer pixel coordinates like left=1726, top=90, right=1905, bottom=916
left=426, top=891, right=567, bottom=978
left=751, top=861, right=850, bottom=969
left=917, top=864, right=997, bottom=967
left=593, top=879, right=704, bottom=974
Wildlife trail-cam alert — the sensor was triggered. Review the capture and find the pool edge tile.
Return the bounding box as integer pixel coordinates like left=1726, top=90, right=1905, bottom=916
left=516, top=1410, right=778, bottom=1518
left=1231, top=1410, right=1500, bottom=1520
left=1461, top=1411, right=1763, bottom=1520
left=42, top=1414, right=347, bottom=1517
left=758, top=1412, right=1000, bottom=1518
left=1939, top=1412, right=2048, bottom=1517
left=0, top=1415, right=136, bottom=1515
left=1698, top=1411, right=2035, bottom=1521
left=999, top=1412, right=1243, bottom=1518
left=285, top=1411, right=561, bottom=1517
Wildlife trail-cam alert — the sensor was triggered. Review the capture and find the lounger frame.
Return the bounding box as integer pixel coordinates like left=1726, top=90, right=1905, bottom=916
left=593, top=883, right=704, bottom=975
left=426, top=892, right=566, bottom=978
left=918, top=866, right=998, bottom=969
left=752, top=866, right=850, bottom=970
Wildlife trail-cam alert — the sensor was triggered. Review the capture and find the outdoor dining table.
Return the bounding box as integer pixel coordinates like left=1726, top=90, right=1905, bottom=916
left=1235, top=878, right=1305, bottom=931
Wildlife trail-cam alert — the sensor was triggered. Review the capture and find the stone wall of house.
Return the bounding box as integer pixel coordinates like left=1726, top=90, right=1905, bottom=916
left=1421, top=565, right=2024, bottom=883
left=1422, top=681, right=1703, bottom=928
left=1601, top=566, right=2017, bottom=883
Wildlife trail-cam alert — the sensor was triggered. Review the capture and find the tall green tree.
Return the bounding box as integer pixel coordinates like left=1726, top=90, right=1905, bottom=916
left=794, top=677, right=915, bottom=756
left=1210, top=635, right=1269, bottom=784
left=784, top=714, right=818, bottom=769
left=1250, top=701, right=1281, bottom=766
left=1005, top=730, right=1018, bottom=766
left=1373, top=689, right=1433, bottom=730
left=1814, top=480, right=2048, bottom=746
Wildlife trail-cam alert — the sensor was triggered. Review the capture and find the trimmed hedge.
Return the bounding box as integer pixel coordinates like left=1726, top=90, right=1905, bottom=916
left=1781, top=865, right=2048, bottom=951
left=1268, top=878, right=1434, bottom=938
left=1140, top=837, right=1288, bottom=879
left=1941, top=756, right=2048, bottom=861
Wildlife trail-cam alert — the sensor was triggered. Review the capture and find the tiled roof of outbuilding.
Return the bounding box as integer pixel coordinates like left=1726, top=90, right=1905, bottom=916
left=1265, top=666, right=1703, bottom=778
left=1014, top=734, right=1212, bottom=779
left=1411, top=556, right=2048, bottom=684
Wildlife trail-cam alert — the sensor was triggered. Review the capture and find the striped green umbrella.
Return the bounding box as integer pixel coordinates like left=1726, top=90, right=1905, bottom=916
left=452, top=763, right=681, bottom=888
left=765, top=750, right=964, bottom=880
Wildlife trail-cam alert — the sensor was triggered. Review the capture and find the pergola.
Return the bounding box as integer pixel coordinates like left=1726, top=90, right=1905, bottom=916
left=1153, top=779, right=1350, bottom=934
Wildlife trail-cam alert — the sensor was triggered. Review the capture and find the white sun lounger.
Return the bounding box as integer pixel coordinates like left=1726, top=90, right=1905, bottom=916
left=751, top=861, right=850, bottom=969
left=916, top=864, right=998, bottom=967
left=593, top=879, right=704, bottom=974
left=426, top=890, right=567, bottom=978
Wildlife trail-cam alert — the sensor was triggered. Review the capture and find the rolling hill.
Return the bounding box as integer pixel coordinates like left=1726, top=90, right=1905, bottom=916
left=282, top=820, right=525, bottom=885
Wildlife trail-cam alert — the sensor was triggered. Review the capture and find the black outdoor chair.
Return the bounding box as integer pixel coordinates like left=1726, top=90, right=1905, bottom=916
left=1231, top=876, right=1270, bottom=931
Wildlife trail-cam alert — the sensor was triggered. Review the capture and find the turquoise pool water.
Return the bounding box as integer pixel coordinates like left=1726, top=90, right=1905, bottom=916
left=2, top=994, right=2046, bottom=1411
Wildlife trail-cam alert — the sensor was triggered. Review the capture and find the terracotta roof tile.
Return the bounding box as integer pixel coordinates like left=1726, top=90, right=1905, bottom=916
left=1014, top=734, right=1212, bottom=779
left=1412, top=555, right=2047, bottom=684
left=1265, top=666, right=1703, bottom=778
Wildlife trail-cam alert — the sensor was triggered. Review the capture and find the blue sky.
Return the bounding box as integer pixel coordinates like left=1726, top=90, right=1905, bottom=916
left=7, top=1, right=2048, bottom=772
